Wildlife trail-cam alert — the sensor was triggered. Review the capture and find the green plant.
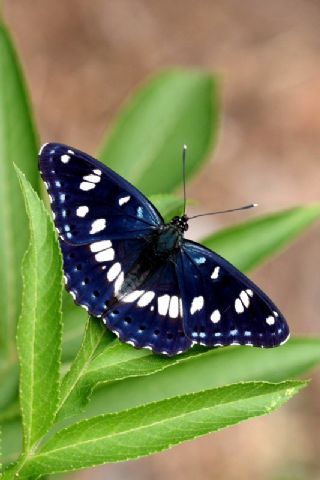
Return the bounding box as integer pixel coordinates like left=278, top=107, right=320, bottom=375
left=1, top=19, right=320, bottom=479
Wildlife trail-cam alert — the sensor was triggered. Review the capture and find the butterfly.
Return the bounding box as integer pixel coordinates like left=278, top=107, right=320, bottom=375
left=39, top=143, right=290, bottom=356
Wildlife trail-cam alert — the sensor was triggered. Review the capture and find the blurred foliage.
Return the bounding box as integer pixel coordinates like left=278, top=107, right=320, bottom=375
left=0, top=18, right=319, bottom=480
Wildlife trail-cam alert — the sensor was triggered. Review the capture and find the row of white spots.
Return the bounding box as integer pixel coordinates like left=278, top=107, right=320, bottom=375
left=158, top=294, right=182, bottom=318
left=234, top=289, right=253, bottom=314
left=90, top=218, right=106, bottom=234
left=80, top=169, right=102, bottom=191
left=76, top=205, right=89, bottom=217
left=211, top=266, right=220, bottom=280
left=190, top=296, right=204, bottom=315
left=89, top=239, right=114, bottom=262
left=119, top=195, right=131, bottom=206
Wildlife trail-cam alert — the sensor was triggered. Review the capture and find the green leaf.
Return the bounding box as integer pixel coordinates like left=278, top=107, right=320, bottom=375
left=98, top=70, right=219, bottom=195
left=58, top=331, right=202, bottom=421
left=57, top=317, right=111, bottom=421
left=0, top=22, right=39, bottom=362
left=149, top=194, right=184, bottom=222
left=203, top=205, right=320, bottom=272
left=85, top=338, right=320, bottom=415
left=16, top=381, right=305, bottom=477
left=16, top=169, right=62, bottom=450
left=61, top=290, right=88, bottom=363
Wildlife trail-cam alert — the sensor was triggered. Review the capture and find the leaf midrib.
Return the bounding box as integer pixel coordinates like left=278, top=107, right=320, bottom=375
left=38, top=383, right=293, bottom=457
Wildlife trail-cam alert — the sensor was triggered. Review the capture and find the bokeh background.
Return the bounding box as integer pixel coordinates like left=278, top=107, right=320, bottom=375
left=4, top=1, right=320, bottom=478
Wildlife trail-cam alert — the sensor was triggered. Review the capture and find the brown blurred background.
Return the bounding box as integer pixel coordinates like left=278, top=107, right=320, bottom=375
left=4, top=1, right=320, bottom=478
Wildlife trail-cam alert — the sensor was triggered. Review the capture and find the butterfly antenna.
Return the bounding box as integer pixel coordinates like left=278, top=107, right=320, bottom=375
left=188, top=203, right=258, bottom=220
left=182, top=144, right=187, bottom=215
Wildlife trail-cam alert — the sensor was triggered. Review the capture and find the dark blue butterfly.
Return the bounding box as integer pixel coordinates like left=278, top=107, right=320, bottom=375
left=39, top=143, right=290, bottom=356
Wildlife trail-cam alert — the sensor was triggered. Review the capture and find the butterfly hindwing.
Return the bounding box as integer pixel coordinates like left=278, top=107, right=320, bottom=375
left=104, top=258, right=192, bottom=356
left=177, top=240, right=290, bottom=348
left=39, top=143, right=163, bottom=245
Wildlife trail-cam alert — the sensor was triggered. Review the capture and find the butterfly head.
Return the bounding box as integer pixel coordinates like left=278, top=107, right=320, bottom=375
left=169, top=215, right=189, bottom=233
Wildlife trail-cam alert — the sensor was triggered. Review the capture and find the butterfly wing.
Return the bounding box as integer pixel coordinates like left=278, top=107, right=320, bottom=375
left=39, top=143, right=163, bottom=244
left=104, top=257, right=192, bottom=356
left=40, top=143, right=191, bottom=356
left=177, top=240, right=290, bottom=348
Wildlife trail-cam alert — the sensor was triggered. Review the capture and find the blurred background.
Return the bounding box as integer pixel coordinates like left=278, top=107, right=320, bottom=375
left=4, top=0, right=320, bottom=478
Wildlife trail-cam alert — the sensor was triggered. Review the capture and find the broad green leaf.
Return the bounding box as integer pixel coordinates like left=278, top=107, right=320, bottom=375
left=98, top=70, right=219, bottom=195
left=16, top=170, right=62, bottom=450
left=203, top=205, right=320, bottom=272
left=85, top=338, right=320, bottom=415
left=150, top=194, right=184, bottom=222
left=0, top=22, right=39, bottom=362
left=14, top=381, right=304, bottom=477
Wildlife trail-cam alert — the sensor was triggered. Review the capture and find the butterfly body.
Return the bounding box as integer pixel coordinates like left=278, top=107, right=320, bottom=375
left=39, top=143, right=290, bottom=356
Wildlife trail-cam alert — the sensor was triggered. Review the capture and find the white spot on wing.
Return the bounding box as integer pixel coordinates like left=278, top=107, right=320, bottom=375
left=90, top=240, right=112, bottom=252
left=195, top=256, right=206, bottom=265
left=93, top=169, right=102, bottom=175
left=80, top=181, right=95, bottom=191
left=119, top=195, right=131, bottom=206
left=95, top=248, right=114, bottom=262
left=137, top=291, right=155, bottom=307
left=190, top=296, right=204, bottom=315
left=90, top=219, right=106, bottom=234
left=235, top=298, right=244, bottom=314
left=246, top=289, right=253, bottom=297
left=83, top=174, right=101, bottom=183
left=123, top=290, right=144, bottom=303
left=107, top=262, right=121, bottom=282
left=266, top=315, right=275, bottom=325
left=76, top=206, right=89, bottom=217
left=158, top=294, right=170, bottom=316
left=61, top=154, right=70, bottom=164
left=67, top=149, right=74, bottom=155
left=240, top=290, right=250, bottom=308
left=211, top=266, right=220, bottom=279
left=114, top=271, right=124, bottom=294
left=210, top=309, right=221, bottom=323
left=169, top=296, right=179, bottom=319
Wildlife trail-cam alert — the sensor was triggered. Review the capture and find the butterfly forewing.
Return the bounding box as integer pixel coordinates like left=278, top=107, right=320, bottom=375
left=177, top=240, right=290, bottom=348
left=39, top=143, right=163, bottom=245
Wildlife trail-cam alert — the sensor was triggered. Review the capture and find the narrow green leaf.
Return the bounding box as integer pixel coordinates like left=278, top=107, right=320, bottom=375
left=203, top=205, right=320, bottom=272
left=57, top=317, right=111, bottom=420
left=98, top=70, right=219, bottom=195
left=85, top=338, right=320, bottom=415
left=17, top=381, right=305, bottom=477
left=61, top=291, right=88, bottom=362
left=0, top=22, right=39, bottom=361
left=16, top=170, right=62, bottom=450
